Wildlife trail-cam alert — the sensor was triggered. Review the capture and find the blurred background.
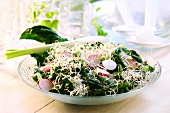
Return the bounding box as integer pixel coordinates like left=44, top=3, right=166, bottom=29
left=1, top=0, right=170, bottom=65
left=1, top=0, right=170, bottom=40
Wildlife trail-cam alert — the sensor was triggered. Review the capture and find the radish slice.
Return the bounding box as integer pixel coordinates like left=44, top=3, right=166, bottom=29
left=38, top=79, right=54, bottom=91
left=40, top=65, right=51, bottom=72
left=102, top=60, right=117, bottom=71
left=87, top=55, right=100, bottom=64
left=96, top=68, right=110, bottom=77
left=127, top=59, right=138, bottom=67
left=62, top=52, right=72, bottom=57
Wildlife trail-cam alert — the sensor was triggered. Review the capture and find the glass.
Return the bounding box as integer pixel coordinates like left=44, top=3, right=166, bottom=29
left=57, top=0, right=93, bottom=39
left=94, top=1, right=119, bottom=29
left=19, top=0, right=61, bottom=32
left=95, top=0, right=170, bottom=39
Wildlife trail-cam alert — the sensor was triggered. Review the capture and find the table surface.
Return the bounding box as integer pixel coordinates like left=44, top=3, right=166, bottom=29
left=1, top=42, right=170, bottom=113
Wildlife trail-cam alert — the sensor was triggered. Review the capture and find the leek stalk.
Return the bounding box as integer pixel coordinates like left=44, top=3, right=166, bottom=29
left=5, top=36, right=105, bottom=59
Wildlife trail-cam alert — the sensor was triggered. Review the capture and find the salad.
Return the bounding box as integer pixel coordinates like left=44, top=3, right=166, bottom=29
left=31, top=42, right=155, bottom=96
left=5, top=25, right=156, bottom=97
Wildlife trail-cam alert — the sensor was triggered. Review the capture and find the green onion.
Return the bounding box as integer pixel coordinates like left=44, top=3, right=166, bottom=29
left=5, top=36, right=105, bottom=59
left=5, top=44, right=52, bottom=59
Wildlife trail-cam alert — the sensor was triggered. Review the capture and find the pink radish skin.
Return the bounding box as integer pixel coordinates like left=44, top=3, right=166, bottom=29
left=96, top=68, right=110, bottom=77
left=102, top=60, right=117, bottom=71
left=38, top=79, right=54, bottom=91
left=62, top=52, right=72, bottom=57
left=41, top=65, right=51, bottom=72
left=87, top=55, right=100, bottom=64
left=127, top=59, right=138, bottom=67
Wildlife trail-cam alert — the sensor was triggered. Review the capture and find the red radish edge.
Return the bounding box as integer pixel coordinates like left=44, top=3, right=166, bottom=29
left=40, top=65, right=51, bottom=72
left=127, top=59, right=138, bottom=67
left=38, top=79, right=54, bottom=91
left=96, top=68, right=110, bottom=77
left=62, top=52, right=72, bottom=57
left=87, top=55, right=100, bottom=64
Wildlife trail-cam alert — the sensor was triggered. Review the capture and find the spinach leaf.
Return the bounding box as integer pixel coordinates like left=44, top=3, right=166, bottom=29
left=129, top=50, right=143, bottom=63
left=114, top=47, right=130, bottom=55
left=20, top=25, right=68, bottom=44
left=112, top=48, right=126, bottom=69
left=20, top=25, right=68, bottom=66
left=31, top=52, right=49, bottom=66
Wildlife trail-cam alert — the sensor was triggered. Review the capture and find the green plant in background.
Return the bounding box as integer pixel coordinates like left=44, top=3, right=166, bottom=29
left=28, top=1, right=106, bottom=36
left=40, top=11, right=59, bottom=30
left=28, top=2, right=45, bottom=24
left=71, top=3, right=84, bottom=11
left=92, top=7, right=108, bottom=37
left=28, top=2, right=59, bottom=30
left=90, top=0, right=99, bottom=3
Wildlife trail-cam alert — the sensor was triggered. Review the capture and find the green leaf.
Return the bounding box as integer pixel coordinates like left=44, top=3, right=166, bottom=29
left=31, top=51, right=49, bottom=66
left=89, top=0, right=94, bottom=3
left=40, top=20, right=59, bottom=30
left=45, top=11, right=57, bottom=18
left=32, top=75, right=38, bottom=82
left=117, top=64, right=123, bottom=72
left=20, top=25, right=68, bottom=66
left=113, top=48, right=127, bottom=64
left=92, top=16, right=108, bottom=37
left=20, top=25, right=68, bottom=44
left=96, top=7, right=101, bottom=12
left=51, top=20, right=59, bottom=29
left=71, top=3, right=84, bottom=11
left=97, top=27, right=108, bottom=36
left=149, top=66, right=155, bottom=72
left=140, top=64, right=155, bottom=73
left=40, top=2, right=46, bottom=9
left=130, top=50, right=143, bottom=63
left=40, top=20, right=52, bottom=28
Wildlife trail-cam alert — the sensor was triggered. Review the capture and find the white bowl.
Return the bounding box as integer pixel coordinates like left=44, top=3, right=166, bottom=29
left=18, top=51, right=161, bottom=105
